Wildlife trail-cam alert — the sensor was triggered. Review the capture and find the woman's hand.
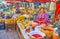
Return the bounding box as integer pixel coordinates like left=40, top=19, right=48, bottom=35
left=39, top=21, right=42, bottom=24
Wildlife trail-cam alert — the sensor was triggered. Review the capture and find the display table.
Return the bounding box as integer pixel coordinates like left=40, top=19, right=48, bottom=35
left=17, top=21, right=46, bottom=39
left=17, top=22, right=30, bottom=39
left=16, top=21, right=56, bottom=39
left=5, top=18, right=16, bottom=31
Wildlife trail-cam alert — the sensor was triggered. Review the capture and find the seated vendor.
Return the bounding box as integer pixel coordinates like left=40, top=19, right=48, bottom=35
left=34, top=7, right=49, bottom=25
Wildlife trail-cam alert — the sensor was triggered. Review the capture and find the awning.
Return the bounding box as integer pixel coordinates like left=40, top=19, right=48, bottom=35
left=34, top=0, right=49, bottom=2
left=38, top=0, right=49, bottom=2
left=25, top=0, right=32, bottom=2
left=53, top=2, right=60, bottom=20
left=5, top=0, right=56, bottom=3
left=5, top=0, right=16, bottom=4
left=5, top=0, right=24, bottom=4
left=34, top=0, right=55, bottom=2
left=34, top=0, right=39, bottom=2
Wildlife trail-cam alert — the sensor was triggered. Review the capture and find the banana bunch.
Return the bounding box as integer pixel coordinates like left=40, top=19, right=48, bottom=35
left=41, top=29, right=52, bottom=38
left=19, top=22, right=25, bottom=29
left=41, top=26, right=54, bottom=38
left=19, top=21, right=30, bottom=29
left=20, top=9, right=27, bottom=14
left=35, top=8, right=40, bottom=13
left=0, top=19, right=5, bottom=22
left=23, top=21, right=30, bottom=29
left=28, top=9, right=34, bottom=15
left=11, top=7, right=16, bottom=12
left=17, top=15, right=25, bottom=22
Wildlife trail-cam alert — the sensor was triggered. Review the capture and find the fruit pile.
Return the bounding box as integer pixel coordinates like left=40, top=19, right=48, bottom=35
left=19, top=20, right=30, bottom=29
left=41, top=26, right=54, bottom=38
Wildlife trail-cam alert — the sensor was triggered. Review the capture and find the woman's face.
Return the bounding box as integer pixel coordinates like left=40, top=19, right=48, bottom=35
left=40, top=8, right=45, bottom=14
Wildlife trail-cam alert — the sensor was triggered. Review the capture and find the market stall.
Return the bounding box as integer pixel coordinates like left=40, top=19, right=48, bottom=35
left=0, top=0, right=59, bottom=39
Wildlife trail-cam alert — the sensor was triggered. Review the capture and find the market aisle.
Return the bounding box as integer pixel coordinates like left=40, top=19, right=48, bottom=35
left=0, top=30, right=19, bottom=39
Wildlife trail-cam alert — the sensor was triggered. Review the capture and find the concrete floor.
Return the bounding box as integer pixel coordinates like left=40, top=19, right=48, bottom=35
left=0, top=30, right=60, bottom=39
left=0, top=30, right=19, bottom=39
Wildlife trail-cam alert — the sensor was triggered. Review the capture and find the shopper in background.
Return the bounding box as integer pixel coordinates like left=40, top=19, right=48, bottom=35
left=16, top=9, right=20, bottom=14
left=12, top=12, right=19, bottom=18
left=0, top=12, right=5, bottom=19
left=5, top=14, right=11, bottom=19
left=34, top=7, right=49, bottom=25
left=54, top=14, right=60, bottom=36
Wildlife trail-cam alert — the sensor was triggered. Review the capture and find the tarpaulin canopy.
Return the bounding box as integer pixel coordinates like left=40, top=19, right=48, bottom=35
left=34, top=2, right=41, bottom=8
left=34, top=0, right=39, bottom=2
left=25, top=0, right=32, bottom=2
left=5, top=0, right=24, bottom=4
left=34, top=0, right=49, bottom=2
left=5, top=0, right=24, bottom=2
left=39, top=0, right=49, bottom=2
left=34, top=0, right=56, bottom=2
left=53, top=2, right=60, bottom=20
left=5, top=0, right=16, bottom=4
left=5, top=0, right=56, bottom=3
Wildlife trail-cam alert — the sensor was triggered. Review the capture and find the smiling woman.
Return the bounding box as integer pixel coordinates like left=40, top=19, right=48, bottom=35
left=34, top=7, right=49, bottom=25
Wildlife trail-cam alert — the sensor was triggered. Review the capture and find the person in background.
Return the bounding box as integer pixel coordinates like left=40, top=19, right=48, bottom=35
left=12, top=12, right=19, bottom=18
left=16, top=9, right=20, bottom=14
left=55, top=14, right=60, bottom=36
left=5, top=14, right=11, bottom=19
left=0, top=12, right=5, bottom=19
left=34, top=7, right=49, bottom=25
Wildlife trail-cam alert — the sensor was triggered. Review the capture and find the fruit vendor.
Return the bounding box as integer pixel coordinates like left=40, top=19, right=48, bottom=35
left=34, top=7, right=49, bottom=25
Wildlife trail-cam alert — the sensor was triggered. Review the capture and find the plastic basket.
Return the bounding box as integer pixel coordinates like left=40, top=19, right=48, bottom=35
left=30, top=36, right=43, bottom=39
left=0, top=22, right=5, bottom=30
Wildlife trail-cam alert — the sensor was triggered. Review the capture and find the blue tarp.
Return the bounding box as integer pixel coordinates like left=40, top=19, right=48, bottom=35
left=24, top=2, right=30, bottom=7
left=34, top=2, right=41, bottom=8
left=0, top=8, right=4, bottom=12
left=0, top=22, right=5, bottom=30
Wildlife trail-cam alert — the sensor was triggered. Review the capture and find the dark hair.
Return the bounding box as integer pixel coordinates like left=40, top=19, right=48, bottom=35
left=39, top=3, right=41, bottom=5
left=39, top=7, right=45, bottom=10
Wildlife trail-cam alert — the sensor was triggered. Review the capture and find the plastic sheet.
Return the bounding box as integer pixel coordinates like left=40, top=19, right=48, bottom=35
left=34, top=2, right=41, bottom=8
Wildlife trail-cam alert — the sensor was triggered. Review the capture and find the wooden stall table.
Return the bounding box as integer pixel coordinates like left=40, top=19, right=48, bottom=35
left=16, top=21, right=46, bottom=39
left=5, top=18, right=16, bottom=31
left=16, top=21, right=30, bottom=39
